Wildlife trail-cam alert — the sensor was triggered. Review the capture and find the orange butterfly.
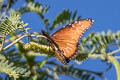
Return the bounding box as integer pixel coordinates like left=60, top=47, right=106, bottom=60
left=42, top=18, right=94, bottom=64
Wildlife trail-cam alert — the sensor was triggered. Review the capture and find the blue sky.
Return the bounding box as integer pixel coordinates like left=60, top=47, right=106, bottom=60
left=12, top=0, right=120, bottom=80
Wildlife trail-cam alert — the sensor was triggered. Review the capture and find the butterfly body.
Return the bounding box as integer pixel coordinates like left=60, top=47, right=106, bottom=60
left=42, top=18, right=94, bottom=64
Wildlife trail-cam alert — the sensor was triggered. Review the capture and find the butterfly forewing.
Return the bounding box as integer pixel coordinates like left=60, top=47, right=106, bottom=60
left=51, top=19, right=94, bottom=59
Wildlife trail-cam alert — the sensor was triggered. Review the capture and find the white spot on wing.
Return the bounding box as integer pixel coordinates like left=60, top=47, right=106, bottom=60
left=92, top=19, right=94, bottom=23
left=65, top=42, right=73, bottom=46
left=80, top=30, right=83, bottom=33
left=72, top=24, right=75, bottom=27
left=66, top=46, right=73, bottom=51
left=72, top=37, right=74, bottom=39
left=76, top=28, right=79, bottom=32
left=79, top=22, right=81, bottom=25
left=81, top=25, right=84, bottom=28
left=75, top=21, right=78, bottom=23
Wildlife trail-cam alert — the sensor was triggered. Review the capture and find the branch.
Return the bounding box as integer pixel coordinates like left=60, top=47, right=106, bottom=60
left=0, top=0, right=10, bottom=20
left=2, top=32, right=46, bottom=51
left=3, top=33, right=28, bottom=51
left=108, top=48, right=120, bottom=56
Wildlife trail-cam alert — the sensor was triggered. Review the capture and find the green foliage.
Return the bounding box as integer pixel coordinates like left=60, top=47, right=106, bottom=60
left=24, top=42, right=54, bottom=57
left=0, top=10, right=28, bottom=37
left=50, top=9, right=81, bottom=31
left=18, top=1, right=50, bottom=29
left=80, top=30, right=120, bottom=56
left=0, top=0, right=120, bottom=80
left=0, top=54, right=30, bottom=80
left=0, top=0, right=3, bottom=10
left=54, top=65, right=102, bottom=80
left=19, top=2, right=50, bottom=17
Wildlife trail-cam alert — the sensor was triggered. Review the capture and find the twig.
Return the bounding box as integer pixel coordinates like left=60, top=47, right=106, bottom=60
left=0, top=37, right=5, bottom=52
left=0, top=0, right=10, bottom=20
left=115, top=56, right=120, bottom=59
left=108, top=49, right=120, bottom=56
left=3, top=33, right=45, bottom=51
left=89, top=48, right=120, bottom=60
left=89, top=54, right=106, bottom=60
left=3, top=33, right=28, bottom=50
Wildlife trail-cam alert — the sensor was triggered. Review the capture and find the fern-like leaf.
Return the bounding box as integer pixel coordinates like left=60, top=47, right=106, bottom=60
left=50, top=65, right=103, bottom=80
left=0, top=54, right=30, bottom=79
left=0, top=10, right=28, bottom=37
left=50, top=9, right=81, bottom=31
left=24, top=42, right=54, bottom=57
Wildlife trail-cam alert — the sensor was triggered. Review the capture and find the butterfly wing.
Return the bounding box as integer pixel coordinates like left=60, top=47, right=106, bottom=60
left=51, top=19, right=94, bottom=60
left=42, top=30, right=69, bottom=64
left=42, top=18, right=94, bottom=64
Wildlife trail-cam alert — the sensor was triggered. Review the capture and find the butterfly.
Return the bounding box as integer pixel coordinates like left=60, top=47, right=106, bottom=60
left=42, top=18, right=94, bottom=64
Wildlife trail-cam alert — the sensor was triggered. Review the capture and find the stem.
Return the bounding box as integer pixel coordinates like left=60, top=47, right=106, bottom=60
left=89, top=48, right=120, bottom=60
left=0, top=37, right=5, bottom=52
left=108, top=49, right=120, bottom=56
left=3, top=33, right=28, bottom=50
left=0, top=0, right=10, bottom=20
left=115, top=56, right=120, bottom=59
left=108, top=56, right=120, bottom=80
left=89, top=54, right=106, bottom=60
left=3, top=33, right=45, bottom=51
